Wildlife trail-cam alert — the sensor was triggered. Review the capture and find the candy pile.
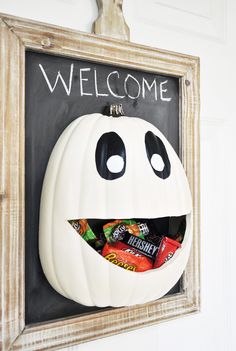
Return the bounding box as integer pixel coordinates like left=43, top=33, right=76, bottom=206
left=68, top=219, right=182, bottom=272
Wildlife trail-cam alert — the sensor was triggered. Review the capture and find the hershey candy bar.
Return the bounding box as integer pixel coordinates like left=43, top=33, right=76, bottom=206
left=122, top=232, right=161, bottom=260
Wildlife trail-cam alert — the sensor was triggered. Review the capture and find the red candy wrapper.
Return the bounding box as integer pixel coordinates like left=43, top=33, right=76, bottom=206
left=153, top=237, right=181, bottom=268
left=102, top=242, right=153, bottom=272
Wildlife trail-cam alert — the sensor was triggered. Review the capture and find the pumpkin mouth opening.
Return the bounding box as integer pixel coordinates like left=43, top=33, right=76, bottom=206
left=68, top=215, right=187, bottom=272
left=87, top=215, right=186, bottom=243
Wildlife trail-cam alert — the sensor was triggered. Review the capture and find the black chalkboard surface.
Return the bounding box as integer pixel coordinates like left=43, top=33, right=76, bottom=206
left=25, top=51, right=180, bottom=324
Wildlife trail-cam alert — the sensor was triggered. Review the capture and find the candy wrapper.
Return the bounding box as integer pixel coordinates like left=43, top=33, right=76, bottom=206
left=68, top=219, right=96, bottom=242
left=69, top=219, right=106, bottom=252
left=102, top=242, right=153, bottom=272
left=136, top=222, right=150, bottom=236
left=122, top=232, right=160, bottom=261
left=103, top=219, right=144, bottom=244
left=153, top=237, right=181, bottom=268
left=68, top=218, right=182, bottom=272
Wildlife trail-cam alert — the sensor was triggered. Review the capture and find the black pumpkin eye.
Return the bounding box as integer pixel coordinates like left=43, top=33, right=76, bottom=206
left=96, top=132, right=126, bottom=180
left=145, top=131, right=171, bottom=179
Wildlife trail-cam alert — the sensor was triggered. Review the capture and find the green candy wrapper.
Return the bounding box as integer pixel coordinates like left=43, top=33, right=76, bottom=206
left=68, top=219, right=97, bottom=243
left=103, top=219, right=144, bottom=244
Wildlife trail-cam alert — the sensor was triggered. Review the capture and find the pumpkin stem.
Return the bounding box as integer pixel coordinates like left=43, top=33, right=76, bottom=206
left=109, top=104, right=125, bottom=117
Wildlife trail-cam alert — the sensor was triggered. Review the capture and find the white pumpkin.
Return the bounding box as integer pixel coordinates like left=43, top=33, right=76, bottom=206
left=39, top=113, right=192, bottom=307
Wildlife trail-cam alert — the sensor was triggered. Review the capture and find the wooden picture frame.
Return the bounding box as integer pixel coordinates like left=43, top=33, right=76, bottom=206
left=0, top=13, right=200, bottom=351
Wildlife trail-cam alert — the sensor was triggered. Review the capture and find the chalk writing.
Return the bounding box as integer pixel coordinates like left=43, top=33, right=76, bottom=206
left=39, top=64, right=74, bottom=96
left=107, top=71, right=125, bottom=99
left=142, top=78, right=157, bottom=100
left=160, top=80, right=172, bottom=102
left=80, top=68, right=93, bottom=96
left=39, top=64, right=172, bottom=102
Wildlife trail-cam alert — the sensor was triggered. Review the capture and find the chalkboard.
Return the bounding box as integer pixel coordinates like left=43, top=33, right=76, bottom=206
left=25, top=51, right=180, bottom=325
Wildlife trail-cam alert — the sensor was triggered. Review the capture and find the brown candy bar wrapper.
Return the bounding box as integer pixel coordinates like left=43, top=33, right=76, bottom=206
left=122, top=232, right=160, bottom=261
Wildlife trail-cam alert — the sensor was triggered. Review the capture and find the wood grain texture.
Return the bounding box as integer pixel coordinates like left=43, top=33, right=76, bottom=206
left=93, top=0, right=130, bottom=41
left=0, top=13, right=200, bottom=350
left=0, top=18, right=25, bottom=351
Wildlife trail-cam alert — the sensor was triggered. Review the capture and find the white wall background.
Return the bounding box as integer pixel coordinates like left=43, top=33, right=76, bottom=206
left=1, top=0, right=235, bottom=350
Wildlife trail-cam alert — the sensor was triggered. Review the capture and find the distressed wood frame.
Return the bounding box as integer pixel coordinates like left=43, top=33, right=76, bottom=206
left=0, top=13, right=200, bottom=351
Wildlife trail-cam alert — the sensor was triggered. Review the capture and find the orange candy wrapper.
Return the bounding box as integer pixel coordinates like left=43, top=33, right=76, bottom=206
left=102, top=242, right=153, bottom=272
